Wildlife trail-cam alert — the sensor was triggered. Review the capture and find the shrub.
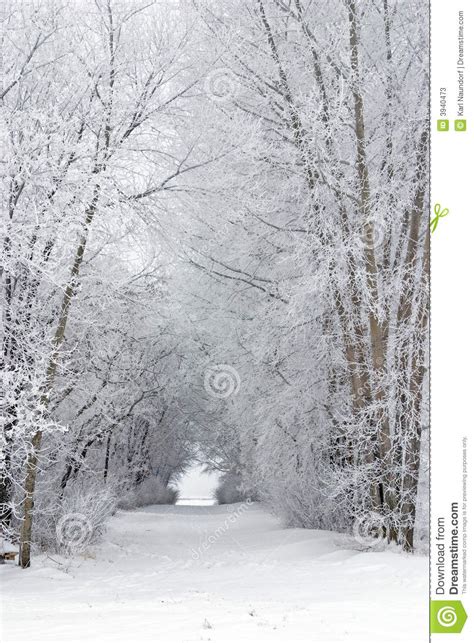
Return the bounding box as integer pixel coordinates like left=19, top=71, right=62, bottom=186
left=118, top=476, right=179, bottom=510
left=33, top=483, right=118, bottom=555
left=214, top=472, right=248, bottom=505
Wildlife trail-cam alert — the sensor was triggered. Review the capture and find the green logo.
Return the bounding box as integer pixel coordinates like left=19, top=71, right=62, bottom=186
left=430, top=601, right=468, bottom=634
left=430, top=203, right=449, bottom=233
left=454, top=119, right=466, bottom=131
left=437, top=119, right=449, bottom=131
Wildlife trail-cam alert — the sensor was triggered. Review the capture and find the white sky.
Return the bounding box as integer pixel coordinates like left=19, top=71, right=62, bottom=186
left=176, top=463, right=220, bottom=500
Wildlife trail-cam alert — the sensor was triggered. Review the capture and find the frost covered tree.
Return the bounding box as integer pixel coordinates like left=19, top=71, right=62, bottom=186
left=1, top=0, right=203, bottom=567
left=182, top=0, right=429, bottom=550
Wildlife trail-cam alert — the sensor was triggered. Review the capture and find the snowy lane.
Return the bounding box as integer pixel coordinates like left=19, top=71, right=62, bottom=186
left=0, top=504, right=427, bottom=643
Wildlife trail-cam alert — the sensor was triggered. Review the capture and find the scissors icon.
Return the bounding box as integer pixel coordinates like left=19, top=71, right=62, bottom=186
left=430, top=203, right=449, bottom=233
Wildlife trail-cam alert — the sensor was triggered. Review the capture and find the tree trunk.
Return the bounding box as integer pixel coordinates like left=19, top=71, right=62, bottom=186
left=19, top=190, right=100, bottom=568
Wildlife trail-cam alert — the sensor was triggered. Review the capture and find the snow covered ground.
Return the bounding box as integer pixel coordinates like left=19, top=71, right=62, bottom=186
left=0, top=503, right=428, bottom=642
